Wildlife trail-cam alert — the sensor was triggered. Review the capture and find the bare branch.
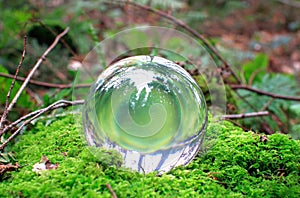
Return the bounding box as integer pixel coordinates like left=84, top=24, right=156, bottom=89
left=111, top=0, right=241, bottom=84
left=0, top=36, right=27, bottom=130
left=0, top=72, right=91, bottom=89
left=6, top=27, right=70, bottom=113
left=0, top=99, right=84, bottom=150
left=0, top=163, right=19, bottom=175
left=221, top=111, right=269, bottom=120
left=106, top=183, right=117, bottom=198
left=37, top=20, right=77, bottom=56
left=230, top=84, right=300, bottom=101
left=0, top=99, right=82, bottom=137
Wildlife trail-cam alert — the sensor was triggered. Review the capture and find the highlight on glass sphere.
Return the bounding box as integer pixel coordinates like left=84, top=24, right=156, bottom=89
left=83, top=55, right=207, bottom=173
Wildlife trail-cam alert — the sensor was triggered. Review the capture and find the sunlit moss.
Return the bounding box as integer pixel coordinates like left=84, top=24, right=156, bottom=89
left=0, top=115, right=299, bottom=197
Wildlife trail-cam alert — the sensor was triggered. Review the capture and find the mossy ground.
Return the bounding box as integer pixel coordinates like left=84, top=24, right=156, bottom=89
left=0, top=115, right=299, bottom=197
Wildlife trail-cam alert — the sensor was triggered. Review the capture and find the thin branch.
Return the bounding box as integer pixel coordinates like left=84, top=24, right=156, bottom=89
left=0, top=99, right=84, bottom=150
left=37, top=20, right=77, bottom=56
left=230, top=84, right=300, bottom=101
left=260, top=98, right=274, bottom=111
left=106, top=183, right=117, bottom=198
left=0, top=100, right=66, bottom=137
left=111, top=0, right=241, bottom=84
left=6, top=27, right=70, bottom=113
left=226, top=120, right=250, bottom=131
left=0, top=36, right=27, bottom=130
left=233, top=89, right=274, bottom=133
left=0, top=72, right=91, bottom=89
left=221, top=111, right=269, bottom=120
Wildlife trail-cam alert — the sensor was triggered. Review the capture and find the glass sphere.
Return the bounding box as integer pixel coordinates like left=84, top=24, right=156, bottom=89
left=83, top=55, right=207, bottom=173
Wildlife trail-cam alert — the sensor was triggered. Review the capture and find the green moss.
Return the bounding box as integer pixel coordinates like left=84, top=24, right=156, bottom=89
left=0, top=116, right=299, bottom=197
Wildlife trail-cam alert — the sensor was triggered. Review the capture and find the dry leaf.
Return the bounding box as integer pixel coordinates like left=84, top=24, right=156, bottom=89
left=32, top=155, right=58, bottom=173
left=0, top=163, right=19, bottom=175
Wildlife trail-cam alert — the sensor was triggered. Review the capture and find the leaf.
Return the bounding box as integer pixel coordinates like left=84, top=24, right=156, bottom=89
left=135, top=0, right=186, bottom=10
left=32, top=156, right=58, bottom=174
left=289, top=104, right=300, bottom=119
left=0, top=152, right=17, bottom=164
left=43, top=89, right=72, bottom=107
left=242, top=53, right=268, bottom=84
left=290, top=125, right=300, bottom=140
left=235, top=73, right=300, bottom=133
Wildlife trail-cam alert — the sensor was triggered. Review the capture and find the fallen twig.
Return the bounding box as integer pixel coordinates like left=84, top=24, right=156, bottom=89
left=6, top=27, right=70, bottom=113
left=0, top=99, right=84, bottom=150
left=112, top=0, right=241, bottom=84
left=0, top=72, right=91, bottom=89
left=230, top=84, right=300, bottom=101
left=0, top=36, right=27, bottom=130
left=221, top=111, right=269, bottom=120
left=0, top=163, right=19, bottom=175
left=106, top=183, right=117, bottom=198
left=37, top=20, right=77, bottom=56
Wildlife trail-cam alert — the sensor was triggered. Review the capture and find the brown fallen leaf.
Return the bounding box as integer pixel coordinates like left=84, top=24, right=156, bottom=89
left=0, top=163, right=19, bottom=175
left=32, top=155, right=58, bottom=173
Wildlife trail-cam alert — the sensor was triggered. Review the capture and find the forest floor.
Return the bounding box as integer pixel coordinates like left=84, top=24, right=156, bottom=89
left=0, top=115, right=299, bottom=197
left=0, top=1, right=300, bottom=196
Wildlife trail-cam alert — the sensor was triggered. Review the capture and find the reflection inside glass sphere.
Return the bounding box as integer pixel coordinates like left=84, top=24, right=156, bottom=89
left=83, top=55, right=207, bottom=173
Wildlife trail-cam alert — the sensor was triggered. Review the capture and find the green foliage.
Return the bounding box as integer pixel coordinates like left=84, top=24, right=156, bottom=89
left=241, top=53, right=269, bottom=84
left=0, top=151, right=17, bottom=164
left=0, top=116, right=298, bottom=197
left=184, top=11, right=207, bottom=23
left=234, top=54, right=300, bottom=135
left=43, top=89, right=73, bottom=107
left=135, top=0, right=186, bottom=10
left=238, top=73, right=299, bottom=132
left=189, top=0, right=248, bottom=18
left=0, top=65, right=33, bottom=110
left=0, top=3, right=31, bottom=69
left=0, top=4, right=31, bottom=49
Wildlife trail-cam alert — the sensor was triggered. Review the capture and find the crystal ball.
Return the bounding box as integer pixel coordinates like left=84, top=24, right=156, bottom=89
left=83, top=55, right=207, bottom=173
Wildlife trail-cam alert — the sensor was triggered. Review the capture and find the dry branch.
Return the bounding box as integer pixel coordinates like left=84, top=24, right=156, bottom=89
left=106, top=183, right=117, bottom=198
left=0, top=99, right=84, bottom=150
left=221, top=111, right=269, bottom=120
left=0, top=163, right=19, bottom=175
left=0, top=36, right=27, bottom=130
left=37, top=20, right=77, bottom=56
left=230, top=84, right=300, bottom=101
left=6, top=27, right=70, bottom=113
left=110, top=0, right=241, bottom=83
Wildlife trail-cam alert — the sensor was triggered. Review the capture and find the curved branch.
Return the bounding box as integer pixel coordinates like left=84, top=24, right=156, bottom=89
left=110, top=0, right=241, bottom=84
left=0, top=99, right=84, bottom=150
left=6, top=27, right=70, bottom=112
left=230, top=84, right=300, bottom=101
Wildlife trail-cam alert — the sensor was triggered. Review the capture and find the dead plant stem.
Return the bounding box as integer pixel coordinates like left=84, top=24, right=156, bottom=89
left=0, top=36, right=27, bottom=130
left=0, top=99, right=84, bottom=150
left=6, top=27, right=69, bottom=113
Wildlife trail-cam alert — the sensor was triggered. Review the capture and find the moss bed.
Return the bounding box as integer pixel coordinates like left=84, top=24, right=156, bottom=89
left=0, top=115, right=299, bottom=197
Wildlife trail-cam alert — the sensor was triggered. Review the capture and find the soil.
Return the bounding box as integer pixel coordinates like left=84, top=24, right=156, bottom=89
left=198, top=0, right=300, bottom=77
